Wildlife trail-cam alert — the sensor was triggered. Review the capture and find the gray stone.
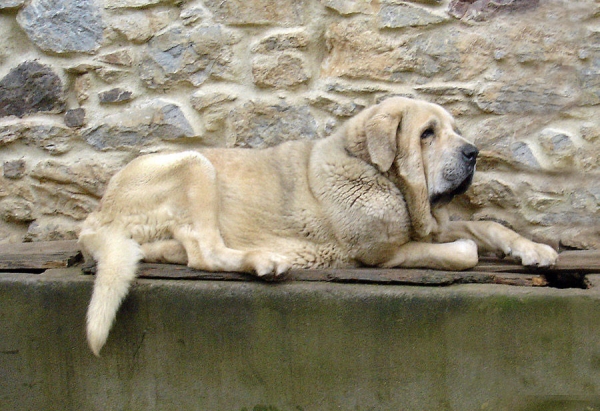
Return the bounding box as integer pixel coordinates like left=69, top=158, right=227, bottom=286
left=180, top=5, right=211, bottom=26
left=323, top=21, right=487, bottom=83
left=378, top=3, right=448, bottom=29
left=31, top=182, right=97, bottom=220
left=96, top=50, right=134, bottom=67
left=30, top=159, right=116, bottom=197
left=0, top=61, right=65, bottom=118
left=204, top=0, right=307, bottom=26
left=0, top=198, right=35, bottom=222
left=3, top=159, right=26, bottom=179
left=251, top=30, right=309, bottom=54
left=190, top=88, right=238, bottom=132
left=190, top=90, right=237, bottom=112
left=579, top=57, right=600, bottom=104
left=230, top=101, right=318, bottom=148
left=16, top=0, right=103, bottom=54
left=140, top=25, right=239, bottom=90
left=475, top=81, right=577, bottom=115
left=73, top=74, right=92, bottom=104
left=511, top=141, right=541, bottom=170
left=94, top=67, right=129, bottom=84
left=64, top=109, right=86, bottom=129
left=448, top=0, right=540, bottom=21
left=0, top=122, right=74, bottom=154
left=537, top=129, right=576, bottom=170
left=83, top=101, right=195, bottom=150
left=252, top=53, right=310, bottom=89
left=0, top=0, right=24, bottom=8
left=98, top=88, right=134, bottom=104
left=104, top=0, right=169, bottom=8
left=319, top=0, right=372, bottom=15
left=465, top=178, right=520, bottom=209
left=308, top=93, right=365, bottom=117
left=24, top=216, right=79, bottom=242
left=109, top=9, right=177, bottom=44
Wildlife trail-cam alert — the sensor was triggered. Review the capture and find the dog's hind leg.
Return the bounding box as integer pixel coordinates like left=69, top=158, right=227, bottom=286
left=141, top=240, right=188, bottom=265
left=171, top=158, right=291, bottom=277
left=80, top=226, right=143, bottom=356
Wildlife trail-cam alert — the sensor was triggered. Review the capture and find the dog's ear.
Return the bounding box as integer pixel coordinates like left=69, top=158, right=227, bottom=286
left=364, top=113, right=399, bottom=173
left=373, top=98, right=437, bottom=238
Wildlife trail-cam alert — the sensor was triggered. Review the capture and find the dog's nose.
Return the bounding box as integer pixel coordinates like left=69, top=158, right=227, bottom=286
left=462, top=144, right=478, bottom=165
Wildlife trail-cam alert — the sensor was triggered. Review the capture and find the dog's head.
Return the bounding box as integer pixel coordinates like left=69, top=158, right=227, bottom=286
left=345, top=97, right=478, bottom=234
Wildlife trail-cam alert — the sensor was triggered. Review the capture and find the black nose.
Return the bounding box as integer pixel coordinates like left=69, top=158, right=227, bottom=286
left=462, top=144, right=478, bottom=165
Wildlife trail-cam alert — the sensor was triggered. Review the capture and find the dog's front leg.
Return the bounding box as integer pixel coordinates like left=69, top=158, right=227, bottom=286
left=381, top=240, right=479, bottom=271
left=434, top=219, right=558, bottom=268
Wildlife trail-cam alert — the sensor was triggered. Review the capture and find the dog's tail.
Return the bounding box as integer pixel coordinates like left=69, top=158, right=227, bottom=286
left=80, top=223, right=143, bottom=356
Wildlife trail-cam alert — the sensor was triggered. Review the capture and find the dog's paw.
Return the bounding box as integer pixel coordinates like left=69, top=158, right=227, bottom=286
left=511, top=240, right=558, bottom=268
left=246, top=251, right=291, bottom=278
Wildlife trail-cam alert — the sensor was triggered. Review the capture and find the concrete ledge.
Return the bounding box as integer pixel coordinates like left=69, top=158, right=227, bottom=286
left=2, top=268, right=600, bottom=410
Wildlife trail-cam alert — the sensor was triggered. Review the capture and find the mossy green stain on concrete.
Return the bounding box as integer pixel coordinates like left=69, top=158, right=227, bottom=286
left=2, top=271, right=600, bottom=410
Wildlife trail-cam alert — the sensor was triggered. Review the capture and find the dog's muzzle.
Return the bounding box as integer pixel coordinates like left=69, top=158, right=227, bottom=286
left=431, top=144, right=478, bottom=206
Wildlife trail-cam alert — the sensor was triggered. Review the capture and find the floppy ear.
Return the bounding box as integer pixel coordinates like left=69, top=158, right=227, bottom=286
left=364, top=113, right=398, bottom=173
left=393, top=110, right=437, bottom=238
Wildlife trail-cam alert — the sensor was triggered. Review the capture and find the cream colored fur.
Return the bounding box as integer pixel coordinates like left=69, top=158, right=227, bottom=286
left=80, top=97, right=558, bottom=356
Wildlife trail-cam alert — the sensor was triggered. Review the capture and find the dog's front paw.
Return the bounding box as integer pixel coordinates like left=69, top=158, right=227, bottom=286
left=511, top=240, right=558, bottom=268
left=246, top=251, right=291, bottom=278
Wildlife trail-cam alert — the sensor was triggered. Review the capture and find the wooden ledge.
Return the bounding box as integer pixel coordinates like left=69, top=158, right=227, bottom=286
left=0, top=240, right=598, bottom=288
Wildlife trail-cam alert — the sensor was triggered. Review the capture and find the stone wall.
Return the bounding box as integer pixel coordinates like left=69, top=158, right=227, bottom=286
left=0, top=0, right=598, bottom=249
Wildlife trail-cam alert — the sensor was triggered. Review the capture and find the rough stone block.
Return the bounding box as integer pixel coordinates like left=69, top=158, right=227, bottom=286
left=448, top=0, right=539, bottom=21
left=98, top=88, right=134, bottom=104
left=190, top=90, right=237, bottom=112
left=140, top=25, right=240, bottom=90
left=475, top=81, right=577, bottom=115
left=3, top=159, right=26, bottom=179
left=25, top=216, right=79, bottom=242
left=109, top=9, right=176, bottom=44
left=537, top=129, right=576, bottom=170
left=308, top=93, right=365, bottom=117
left=29, top=159, right=116, bottom=198
left=64, top=109, right=86, bottom=129
left=230, top=100, right=318, bottom=148
left=252, top=53, right=310, bottom=89
left=378, top=2, right=448, bottom=29
left=323, top=20, right=488, bottom=82
left=104, top=0, right=170, bottom=8
left=0, top=197, right=34, bottom=222
left=0, top=0, right=24, bottom=8
left=0, top=122, right=74, bottom=155
left=204, top=0, right=307, bottom=26
left=16, top=0, right=103, bottom=54
left=0, top=61, right=65, bottom=118
left=511, top=141, right=541, bottom=170
left=319, top=0, right=373, bottom=15
left=251, top=30, right=309, bottom=53
left=83, top=100, right=195, bottom=150
left=96, top=50, right=134, bottom=67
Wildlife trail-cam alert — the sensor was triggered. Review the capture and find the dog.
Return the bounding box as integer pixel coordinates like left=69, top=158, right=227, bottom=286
left=79, top=97, right=558, bottom=356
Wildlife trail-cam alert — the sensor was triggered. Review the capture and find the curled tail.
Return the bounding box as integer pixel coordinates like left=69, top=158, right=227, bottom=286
left=80, top=224, right=143, bottom=356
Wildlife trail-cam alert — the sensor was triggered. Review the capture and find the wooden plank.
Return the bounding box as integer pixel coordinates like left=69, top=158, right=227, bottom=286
left=136, top=264, right=548, bottom=287
left=0, top=240, right=82, bottom=270
left=553, top=250, right=600, bottom=271
left=0, top=240, right=596, bottom=288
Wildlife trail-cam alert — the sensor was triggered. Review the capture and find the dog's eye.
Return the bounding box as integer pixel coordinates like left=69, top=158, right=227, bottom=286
left=421, top=127, right=435, bottom=140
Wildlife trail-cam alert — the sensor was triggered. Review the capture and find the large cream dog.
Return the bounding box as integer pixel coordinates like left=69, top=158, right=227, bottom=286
left=79, top=97, right=558, bottom=356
